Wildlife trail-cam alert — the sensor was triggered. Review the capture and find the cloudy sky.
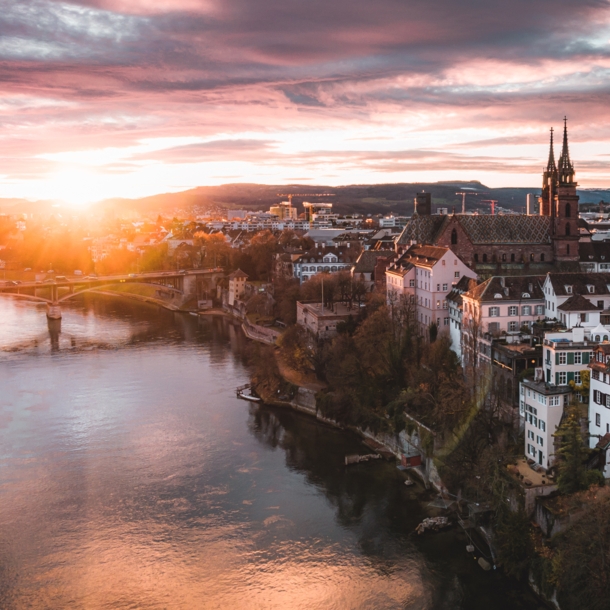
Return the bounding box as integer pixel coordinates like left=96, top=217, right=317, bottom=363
left=1, top=0, right=610, bottom=203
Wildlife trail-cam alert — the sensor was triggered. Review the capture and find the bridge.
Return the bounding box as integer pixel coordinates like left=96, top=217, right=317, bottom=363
left=0, top=268, right=225, bottom=318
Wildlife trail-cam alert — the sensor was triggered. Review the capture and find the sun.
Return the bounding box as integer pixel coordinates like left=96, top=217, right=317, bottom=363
left=45, top=168, right=112, bottom=207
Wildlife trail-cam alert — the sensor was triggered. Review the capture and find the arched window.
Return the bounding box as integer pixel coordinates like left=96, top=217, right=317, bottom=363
left=474, top=253, right=479, bottom=263
left=565, top=203, right=571, bottom=218
left=567, top=244, right=571, bottom=255
left=451, top=229, right=458, bottom=245
left=483, top=253, right=488, bottom=262
left=540, top=253, right=545, bottom=262
left=565, top=223, right=571, bottom=236
left=502, top=253, right=506, bottom=262
left=530, top=253, right=534, bottom=262
left=511, top=253, right=515, bottom=262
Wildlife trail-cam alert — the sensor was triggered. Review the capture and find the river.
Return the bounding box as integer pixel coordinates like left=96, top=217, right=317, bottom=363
left=0, top=295, right=543, bottom=609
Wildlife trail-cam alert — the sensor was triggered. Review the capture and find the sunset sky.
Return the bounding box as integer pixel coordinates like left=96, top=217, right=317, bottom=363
left=2, top=0, right=610, bottom=203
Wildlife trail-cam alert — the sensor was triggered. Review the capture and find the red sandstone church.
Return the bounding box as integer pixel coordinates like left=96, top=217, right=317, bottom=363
left=397, top=119, right=580, bottom=272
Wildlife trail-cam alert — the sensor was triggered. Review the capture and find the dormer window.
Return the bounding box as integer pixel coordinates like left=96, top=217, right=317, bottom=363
left=494, top=293, right=502, bottom=299
left=588, top=285, right=595, bottom=294
left=522, top=292, right=530, bottom=298
left=565, top=285, right=572, bottom=294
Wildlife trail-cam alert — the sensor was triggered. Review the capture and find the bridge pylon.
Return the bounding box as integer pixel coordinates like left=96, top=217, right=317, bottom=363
left=47, top=285, right=61, bottom=319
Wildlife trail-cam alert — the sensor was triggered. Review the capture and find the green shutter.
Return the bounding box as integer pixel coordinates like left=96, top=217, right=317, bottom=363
left=555, top=373, right=559, bottom=385
left=567, top=352, right=574, bottom=365
left=583, top=351, right=590, bottom=364
left=555, top=353, right=560, bottom=365
left=567, top=372, right=575, bottom=383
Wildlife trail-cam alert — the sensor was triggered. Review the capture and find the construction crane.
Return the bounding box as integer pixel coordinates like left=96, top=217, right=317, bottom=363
left=455, top=191, right=482, bottom=214
left=480, top=199, right=498, bottom=215
left=276, top=193, right=335, bottom=205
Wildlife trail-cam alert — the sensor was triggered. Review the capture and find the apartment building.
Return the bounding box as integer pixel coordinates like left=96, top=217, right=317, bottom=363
left=386, top=245, right=476, bottom=337
left=589, top=344, right=610, bottom=477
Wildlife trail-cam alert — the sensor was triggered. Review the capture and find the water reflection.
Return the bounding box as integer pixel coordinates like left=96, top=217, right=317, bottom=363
left=0, top=295, right=541, bottom=610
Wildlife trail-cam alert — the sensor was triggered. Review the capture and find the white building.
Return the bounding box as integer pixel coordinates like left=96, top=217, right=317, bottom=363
left=543, top=272, right=610, bottom=326
left=386, top=245, right=477, bottom=337
left=520, top=378, right=570, bottom=469
left=293, top=246, right=359, bottom=283
left=589, top=344, right=610, bottom=477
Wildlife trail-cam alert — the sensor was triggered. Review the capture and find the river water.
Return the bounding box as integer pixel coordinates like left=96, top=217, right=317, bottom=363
left=0, top=296, right=542, bottom=609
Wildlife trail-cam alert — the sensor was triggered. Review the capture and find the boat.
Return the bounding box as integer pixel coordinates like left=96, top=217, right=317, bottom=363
left=236, top=384, right=261, bottom=402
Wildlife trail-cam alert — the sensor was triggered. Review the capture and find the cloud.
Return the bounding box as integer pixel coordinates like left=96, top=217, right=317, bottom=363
left=1, top=0, right=610, bottom=199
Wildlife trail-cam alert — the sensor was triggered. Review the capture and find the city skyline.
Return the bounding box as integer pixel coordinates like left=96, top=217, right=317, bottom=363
left=1, top=0, right=610, bottom=204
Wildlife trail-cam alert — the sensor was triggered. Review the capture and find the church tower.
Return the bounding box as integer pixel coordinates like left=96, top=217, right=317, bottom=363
left=552, top=118, right=579, bottom=263
left=539, top=128, right=557, bottom=217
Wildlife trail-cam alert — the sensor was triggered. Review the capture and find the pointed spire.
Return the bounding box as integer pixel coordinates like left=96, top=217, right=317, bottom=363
left=558, top=116, right=575, bottom=183
left=546, top=127, right=556, bottom=172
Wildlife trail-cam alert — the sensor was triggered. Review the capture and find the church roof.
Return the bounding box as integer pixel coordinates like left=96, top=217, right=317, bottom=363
left=455, top=215, right=551, bottom=244
left=396, top=215, right=446, bottom=245
left=397, top=214, right=552, bottom=246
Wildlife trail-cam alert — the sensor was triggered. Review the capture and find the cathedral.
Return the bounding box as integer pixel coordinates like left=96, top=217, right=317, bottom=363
left=396, top=119, right=580, bottom=273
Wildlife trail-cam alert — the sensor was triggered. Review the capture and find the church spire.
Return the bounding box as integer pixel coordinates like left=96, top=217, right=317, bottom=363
left=557, top=116, right=575, bottom=184
left=546, top=127, right=556, bottom=172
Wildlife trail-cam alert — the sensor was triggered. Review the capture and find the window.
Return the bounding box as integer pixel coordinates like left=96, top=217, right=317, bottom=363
left=528, top=430, right=534, bottom=440
left=502, top=254, right=506, bottom=262
left=511, top=253, right=515, bottom=262
left=444, top=317, right=449, bottom=326
left=574, top=352, right=582, bottom=364
left=483, top=254, right=488, bottom=262
left=599, top=300, right=605, bottom=309
left=451, top=229, right=457, bottom=244
left=575, top=371, right=581, bottom=385
left=442, top=283, right=448, bottom=291
left=474, top=254, right=479, bottom=263
left=535, top=305, right=544, bottom=315
left=443, top=300, right=448, bottom=309
left=454, top=272, right=460, bottom=278
left=489, top=307, right=500, bottom=317
left=559, top=353, right=567, bottom=365
left=540, top=253, right=545, bottom=262
left=437, top=284, right=440, bottom=291
left=565, top=223, right=571, bottom=236
left=565, top=202, right=571, bottom=218
left=537, top=436, right=544, bottom=447
left=530, top=253, right=534, bottom=262
left=508, top=321, right=518, bottom=332
left=558, top=372, right=567, bottom=384
left=409, top=279, right=415, bottom=287
left=508, top=306, right=518, bottom=316
left=566, top=285, right=572, bottom=294
left=522, top=306, right=531, bottom=315
left=520, top=401, right=525, bottom=415
left=488, top=322, right=500, bottom=332
left=436, top=300, right=441, bottom=308
left=596, top=413, right=601, bottom=427
left=540, top=420, right=546, bottom=432
left=593, top=370, right=600, bottom=380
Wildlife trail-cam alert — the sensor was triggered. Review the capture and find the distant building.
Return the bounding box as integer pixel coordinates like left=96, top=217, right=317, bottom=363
left=351, top=250, right=395, bottom=291
left=228, top=269, right=248, bottom=306
left=293, top=245, right=359, bottom=283
left=296, top=301, right=354, bottom=339
left=269, top=202, right=298, bottom=221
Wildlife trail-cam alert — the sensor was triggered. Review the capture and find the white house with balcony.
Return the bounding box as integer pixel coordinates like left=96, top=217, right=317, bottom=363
left=386, top=245, right=476, bottom=337
left=543, top=272, right=610, bottom=326
left=293, top=245, right=359, bottom=283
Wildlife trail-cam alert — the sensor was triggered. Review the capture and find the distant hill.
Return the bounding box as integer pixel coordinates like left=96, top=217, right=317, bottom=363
left=2, top=182, right=610, bottom=218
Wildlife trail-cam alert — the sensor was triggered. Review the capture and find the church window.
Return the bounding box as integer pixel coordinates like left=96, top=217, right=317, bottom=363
left=565, top=223, right=571, bottom=236
left=502, top=254, right=506, bottom=262
left=567, top=244, right=571, bottom=255
left=474, top=254, right=479, bottom=263
left=530, top=253, right=534, bottom=262
left=540, top=253, right=545, bottom=262
left=483, top=254, right=488, bottom=263
left=565, top=203, right=571, bottom=218
left=451, top=229, right=458, bottom=245
left=511, top=254, right=515, bottom=262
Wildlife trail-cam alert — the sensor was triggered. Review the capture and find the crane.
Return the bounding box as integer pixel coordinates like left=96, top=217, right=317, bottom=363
left=455, top=191, right=482, bottom=214
left=480, top=199, right=498, bottom=215
left=276, top=193, right=335, bottom=205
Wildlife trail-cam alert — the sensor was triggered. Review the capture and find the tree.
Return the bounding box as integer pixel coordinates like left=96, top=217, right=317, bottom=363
left=555, top=402, right=603, bottom=495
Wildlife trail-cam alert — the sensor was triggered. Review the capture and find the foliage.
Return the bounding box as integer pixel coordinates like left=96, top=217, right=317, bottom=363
left=494, top=506, right=534, bottom=578
left=555, top=403, right=602, bottom=495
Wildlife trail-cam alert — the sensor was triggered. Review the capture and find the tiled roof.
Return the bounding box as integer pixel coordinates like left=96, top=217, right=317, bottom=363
left=557, top=294, right=600, bottom=312
left=229, top=269, right=248, bottom=279
left=579, top=242, right=610, bottom=263
left=396, top=216, right=447, bottom=245
left=394, top=244, right=451, bottom=269
left=456, top=215, right=551, bottom=244
left=297, top=246, right=359, bottom=264
left=353, top=250, right=395, bottom=274
left=548, top=272, right=610, bottom=296
left=464, top=275, right=544, bottom=303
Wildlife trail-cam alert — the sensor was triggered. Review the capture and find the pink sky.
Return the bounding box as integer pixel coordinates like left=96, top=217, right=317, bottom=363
left=1, top=0, right=610, bottom=204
